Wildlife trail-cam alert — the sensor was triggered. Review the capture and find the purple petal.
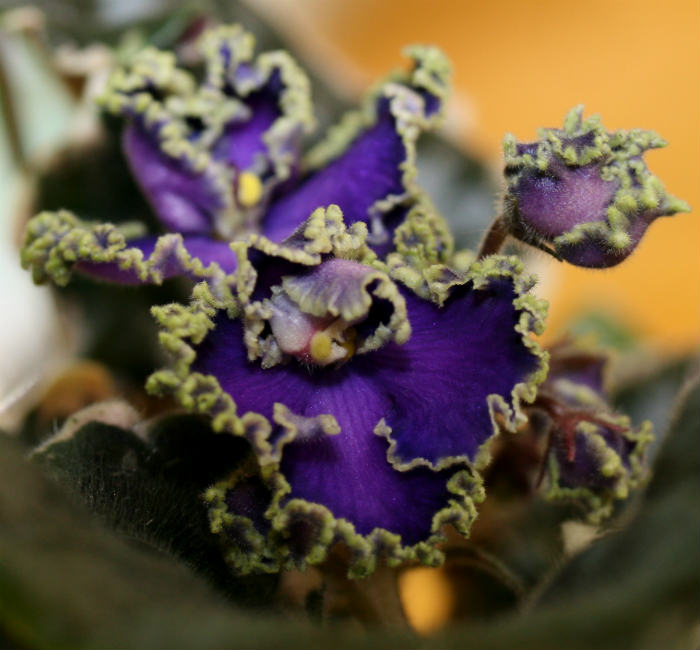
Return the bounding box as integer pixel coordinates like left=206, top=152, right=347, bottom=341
left=371, top=281, right=541, bottom=467
left=262, top=109, right=406, bottom=243
left=513, top=164, right=617, bottom=239
left=502, top=106, right=689, bottom=268
left=201, top=27, right=313, bottom=186
left=123, top=123, right=228, bottom=235
left=554, top=425, right=636, bottom=491
left=192, top=315, right=309, bottom=418
left=554, top=215, right=655, bottom=268
left=210, top=79, right=282, bottom=171
left=279, top=371, right=454, bottom=544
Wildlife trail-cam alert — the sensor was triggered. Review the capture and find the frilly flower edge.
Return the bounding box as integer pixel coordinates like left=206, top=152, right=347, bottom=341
left=21, top=210, right=234, bottom=291
left=100, top=24, right=315, bottom=238
left=204, top=459, right=484, bottom=578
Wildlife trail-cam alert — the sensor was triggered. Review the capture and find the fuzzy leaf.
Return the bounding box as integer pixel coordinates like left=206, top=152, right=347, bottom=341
left=31, top=413, right=276, bottom=604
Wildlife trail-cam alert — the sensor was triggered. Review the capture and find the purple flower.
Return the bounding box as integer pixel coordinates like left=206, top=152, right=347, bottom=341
left=532, top=341, right=652, bottom=522
left=501, top=106, right=689, bottom=268
left=147, top=206, right=547, bottom=575
left=21, top=25, right=453, bottom=289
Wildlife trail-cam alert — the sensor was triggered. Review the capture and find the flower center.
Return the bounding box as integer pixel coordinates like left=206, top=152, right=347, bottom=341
left=267, top=292, right=357, bottom=367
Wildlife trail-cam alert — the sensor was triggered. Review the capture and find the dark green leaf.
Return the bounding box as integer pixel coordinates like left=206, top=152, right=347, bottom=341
left=32, top=414, right=275, bottom=605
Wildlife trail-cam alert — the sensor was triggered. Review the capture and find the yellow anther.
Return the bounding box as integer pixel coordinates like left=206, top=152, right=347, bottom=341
left=237, top=171, right=263, bottom=208
left=309, top=331, right=333, bottom=363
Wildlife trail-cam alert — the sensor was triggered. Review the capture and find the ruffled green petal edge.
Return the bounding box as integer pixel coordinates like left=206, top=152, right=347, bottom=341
left=145, top=207, right=541, bottom=576
left=100, top=47, right=236, bottom=227
left=302, top=45, right=451, bottom=233
left=383, top=193, right=456, bottom=286
left=20, top=210, right=232, bottom=292
left=205, top=459, right=484, bottom=578
left=233, top=204, right=381, bottom=303
left=378, top=254, right=550, bottom=473
left=503, top=105, right=690, bottom=254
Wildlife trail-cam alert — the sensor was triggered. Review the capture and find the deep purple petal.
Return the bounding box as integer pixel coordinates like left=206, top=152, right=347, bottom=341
left=514, top=164, right=617, bottom=238
left=211, top=84, right=281, bottom=171
left=554, top=425, right=636, bottom=491
left=262, top=110, right=406, bottom=243
left=123, top=123, right=227, bottom=235
left=502, top=106, right=689, bottom=268
left=555, top=215, right=654, bottom=268
left=370, top=282, right=541, bottom=466
left=192, top=315, right=310, bottom=418
left=279, top=371, right=454, bottom=544
left=179, top=235, right=238, bottom=273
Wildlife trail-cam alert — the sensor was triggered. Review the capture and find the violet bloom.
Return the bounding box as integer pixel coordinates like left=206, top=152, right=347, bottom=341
left=533, top=341, right=652, bottom=522
left=501, top=106, right=689, bottom=268
left=147, top=206, right=547, bottom=576
left=21, top=25, right=453, bottom=289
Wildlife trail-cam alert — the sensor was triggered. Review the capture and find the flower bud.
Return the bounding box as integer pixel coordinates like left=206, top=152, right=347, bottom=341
left=502, top=106, right=689, bottom=267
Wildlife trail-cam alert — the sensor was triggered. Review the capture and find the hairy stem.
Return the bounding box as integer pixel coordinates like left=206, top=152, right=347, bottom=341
left=476, top=216, right=508, bottom=259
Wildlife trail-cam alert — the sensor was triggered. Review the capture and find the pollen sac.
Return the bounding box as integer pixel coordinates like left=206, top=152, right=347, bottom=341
left=501, top=106, right=689, bottom=268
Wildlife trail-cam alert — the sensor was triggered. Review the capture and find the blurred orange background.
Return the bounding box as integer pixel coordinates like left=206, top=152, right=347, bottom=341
left=277, top=0, right=699, bottom=357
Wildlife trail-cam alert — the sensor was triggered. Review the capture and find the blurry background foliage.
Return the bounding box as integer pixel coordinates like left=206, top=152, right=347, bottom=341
left=0, top=0, right=698, bottom=647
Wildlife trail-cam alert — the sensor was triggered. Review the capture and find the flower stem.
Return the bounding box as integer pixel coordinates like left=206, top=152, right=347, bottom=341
left=476, top=216, right=508, bottom=259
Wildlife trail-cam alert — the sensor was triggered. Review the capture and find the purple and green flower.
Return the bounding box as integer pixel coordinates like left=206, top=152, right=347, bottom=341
left=18, top=23, right=680, bottom=578
left=146, top=206, right=548, bottom=575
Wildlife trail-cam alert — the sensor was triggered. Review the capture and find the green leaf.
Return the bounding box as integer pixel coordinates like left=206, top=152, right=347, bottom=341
left=32, top=412, right=277, bottom=605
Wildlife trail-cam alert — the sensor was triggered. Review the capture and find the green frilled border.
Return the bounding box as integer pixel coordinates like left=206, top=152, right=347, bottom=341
left=232, top=205, right=411, bottom=366
left=100, top=24, right=314, bottom=237
left=503, top=105, right=690, bottom=256
left=205, top=459, right=484, bottom=578
left=20, top=210, right=233, bottom=295
left=199, top=25, right=315, bottom=183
